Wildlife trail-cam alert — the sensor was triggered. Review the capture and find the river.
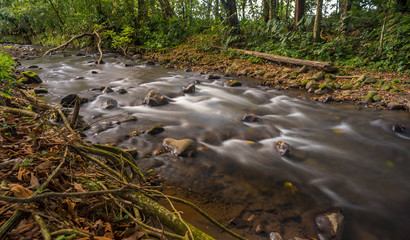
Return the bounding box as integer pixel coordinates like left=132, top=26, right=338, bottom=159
left=24, top=52, right=410, bottom=240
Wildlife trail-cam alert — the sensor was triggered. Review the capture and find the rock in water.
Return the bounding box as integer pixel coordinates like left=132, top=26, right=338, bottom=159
left=21, top=71, right=42, bottom=84
left=276, top=141, right=290, bottom=156
left=146, top=125, right=164, bottom=135
left=61, top=94, right=80, bottom=107
left=269, top=232, right=283, bottom=240
left=142, top=90, right=169, bottom=106
left=241, top=114, right=263, bottom=123
left=102, top=99, right=118, bottom=109
left=206, top=74, right=220, bottom=80
left=315, top=210, right=344, bottom=240
left=163, top=138, right=197, bottom=157
left=117, top=88, right=128, bottom=94
left=182, top=83, right=195, bottom=94
left=102, top=87, right=114, bottom=93
left=225, top=80, right=242, bottom=87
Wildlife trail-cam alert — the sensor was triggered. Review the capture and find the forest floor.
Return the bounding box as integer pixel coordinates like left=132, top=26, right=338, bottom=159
left=144, top=35, right=410, bottom=112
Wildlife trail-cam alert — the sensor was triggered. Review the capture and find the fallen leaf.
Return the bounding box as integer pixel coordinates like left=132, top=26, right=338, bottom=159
left=30, top=173, right=39, bottom=189
left=74, top=182, right=86, bottom=192
left=9, top=184, right=33, bottom=198
left=103, top=222, right=115, bottom=239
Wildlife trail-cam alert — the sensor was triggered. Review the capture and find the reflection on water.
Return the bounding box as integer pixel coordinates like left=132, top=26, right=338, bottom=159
left=26, top=53, right=410, bottom=239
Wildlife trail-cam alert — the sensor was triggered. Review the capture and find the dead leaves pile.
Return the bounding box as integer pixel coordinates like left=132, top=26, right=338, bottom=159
left=0, top=97, right=151, bottom=240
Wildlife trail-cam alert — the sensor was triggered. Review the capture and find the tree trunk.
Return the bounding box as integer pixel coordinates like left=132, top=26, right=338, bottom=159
left=379, top=0, right=392, bottom=53
left=313, top=0, right=323, bottom=42
left=47, top=0, right=64, bottom=31
left=215, top=0, right=220, bottom=21
left=294, top=0, right=305, bottom=30
left=268, top=0, right=277, bottom=20
left=285, top=0, right=290, bottom=20
left=137, top=0, right=148, bottom=23
left=339, top=0, right=352, bottom=19
left=158, top=0, right=174, bottom=20
left=262, top=0, right=269, bottom=22
left=220, top=0, right=241, bottom=35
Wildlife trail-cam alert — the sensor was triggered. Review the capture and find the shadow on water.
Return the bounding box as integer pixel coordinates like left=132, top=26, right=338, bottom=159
left=25, top=52, right=410, bottom=239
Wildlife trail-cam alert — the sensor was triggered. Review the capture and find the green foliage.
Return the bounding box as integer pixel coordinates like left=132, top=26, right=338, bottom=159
left=104, top=26, right=135, bottom=54
left=0, top=50, right=17, bottom=98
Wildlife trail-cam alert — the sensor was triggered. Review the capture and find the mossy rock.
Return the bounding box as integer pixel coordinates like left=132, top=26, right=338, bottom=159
left=340, top=83, right=353, bottom=90
left=364, top=94, right=374, bottom=102
left=225, top=80, right=242, bottom=87
left=18, top=77, right=29, bottom=84
left=368, top=90, right=378, bottom=96
left=373, top=95, right=382, bottom=102
left=22, top=71, right=42, bottom=84
left=312, top=71, right=325, bottom=80
left=282, top=67, right=292, bottom=74
left=353, top=83, right=361, bottom=89
left=306, top=80, right=317, bottom=90
left=326, top=82, right=336, bottom=89
left=301, top=79, right=309, bottom=86
left=255, top=70, right=266, bottom=76
left=382, top=85, right=392, bottom=91
left=357, top=74, right=368, bottom=82
left=364, top=78, right=377, bottom=84
left=290, top=73, right=298, bottom=79
left=146, top=125, right=165, bottom=135
left=325, top=74, right=335, bottom=79
left=264, top=72, right=276, bottom=78
left=318, top=84, right=326, bottom=89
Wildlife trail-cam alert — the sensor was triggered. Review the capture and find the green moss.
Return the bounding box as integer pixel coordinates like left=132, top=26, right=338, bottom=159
left=301, top=79, right=309, bottom=86
left=373, top=95, right=382, bottom=102
left=318, top=84, right=326, bottom=89
left=340, top=83, right=353, bottom=90
left=381, top=84, right=392, bottom=91
left=225, top=80, right=242, bottom=87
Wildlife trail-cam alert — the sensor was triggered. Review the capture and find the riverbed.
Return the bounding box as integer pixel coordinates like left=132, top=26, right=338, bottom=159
left=24, top=52, right=410, bottom=240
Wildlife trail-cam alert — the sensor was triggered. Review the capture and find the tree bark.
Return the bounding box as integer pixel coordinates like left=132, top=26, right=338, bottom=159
left=339, top=0, right=352, bottom=19
left=158, top=0, right=174, bottom=20
left=294, top=0, right=305, bottom=30
left=313, top=0, right=323, bottom=42
left=262, top=0, right=269, bottom=22
left=379, top=0, right=392, bottom=53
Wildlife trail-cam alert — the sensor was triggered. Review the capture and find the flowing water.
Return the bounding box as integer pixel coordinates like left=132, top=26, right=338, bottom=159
left=24, top=53, right=410, bottom=239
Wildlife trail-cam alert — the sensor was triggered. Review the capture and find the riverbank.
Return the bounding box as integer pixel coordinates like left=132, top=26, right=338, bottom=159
left=143, top=35, right=410, bottom=112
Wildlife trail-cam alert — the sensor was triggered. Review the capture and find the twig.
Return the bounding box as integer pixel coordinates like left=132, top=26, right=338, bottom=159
left=50, top=229, right=89, bottom=238
left=93, top=30, right=103, bottom=64
left=70, top=98, right=80, bottom=129
left=0, top=185, right=132, bottom=203
left=81, top=153, right=127, bottom=182
left=34, top=214, right=51, bottom=240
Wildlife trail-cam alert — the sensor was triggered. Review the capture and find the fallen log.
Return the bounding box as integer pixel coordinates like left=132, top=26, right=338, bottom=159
left=226, top=47, right=336, bottom=71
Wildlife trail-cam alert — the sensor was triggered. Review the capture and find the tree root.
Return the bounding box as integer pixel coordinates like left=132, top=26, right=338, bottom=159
left=0, top=105, right=39, bottom=118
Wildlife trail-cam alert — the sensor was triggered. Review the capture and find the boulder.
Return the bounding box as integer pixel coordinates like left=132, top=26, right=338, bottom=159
left=387, top=102, right=406, bottom=111
left=21, top=71, right=42, bottom=84
left=142, top=90, right=169, bottom=107
left=241, top=114, right=263, bottom=123
left=163, top=138, right=197, bottom=157
left=340, top=83, right=352, bottom=90
left=276, top=141, right=290, bottom=156
left=182, top=83, right=195, bottom=94
left=146, top=125, right=165, bottom=135
left=225, top=80, right=242, bottom=87
left=61, top=94, right=80, bottom=107
left=312, top=71, right=325, bottom=81
left=206, top=74, right=220, bottom=80
left=306, top=80, right=318, bottom=91
left=102, top=87, right=114, bottom=93
left=315, top=210, right=344, bottom=240
left=364, top=77, right=377, bottom=84
left=117, top=88, right=128, bottom=94
left=28, top=65, right=39, bottom=69
left=392, top=124, right=406, bottom=133
left=102, top=99, right=118, bottom=109
left=297, top=65, right=308, bottom=74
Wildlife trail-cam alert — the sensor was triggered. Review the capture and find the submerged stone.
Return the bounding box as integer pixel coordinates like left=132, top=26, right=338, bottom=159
left=241, top=114, right=263, bottom=123
left=225, top=80, right=242, bottom=87
left=206, top=74, right=220, bottom=80
left=147, top=125, right=164, bottom=135
left=163, top=138, right=197, bottom=157
left=102, top=99, right=118, bottom=109
left=315, top=210, right=344, bottom=240
left=117, top=88, right=128, bottom=94
left=102, top=87, right=114, bottom=93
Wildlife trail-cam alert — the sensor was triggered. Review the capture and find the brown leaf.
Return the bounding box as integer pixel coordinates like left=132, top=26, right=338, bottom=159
left=17, top=167, right=30, bottom=182
left=36, top=160, right=53, bottom=170
left=29, top=173, right=39, bottom=189
left=103, top=222, right=115, bottom=239
left=9, top=184, right=33, bottom=198
left=74, top=182, right=86, bottom=192
left=124, top=231, right=146, bottom=240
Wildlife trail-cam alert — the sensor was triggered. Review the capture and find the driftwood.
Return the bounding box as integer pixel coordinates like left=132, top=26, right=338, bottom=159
left=42, top=31, right=103, bottom=64
left=225, top=47, right=336, bottom=71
